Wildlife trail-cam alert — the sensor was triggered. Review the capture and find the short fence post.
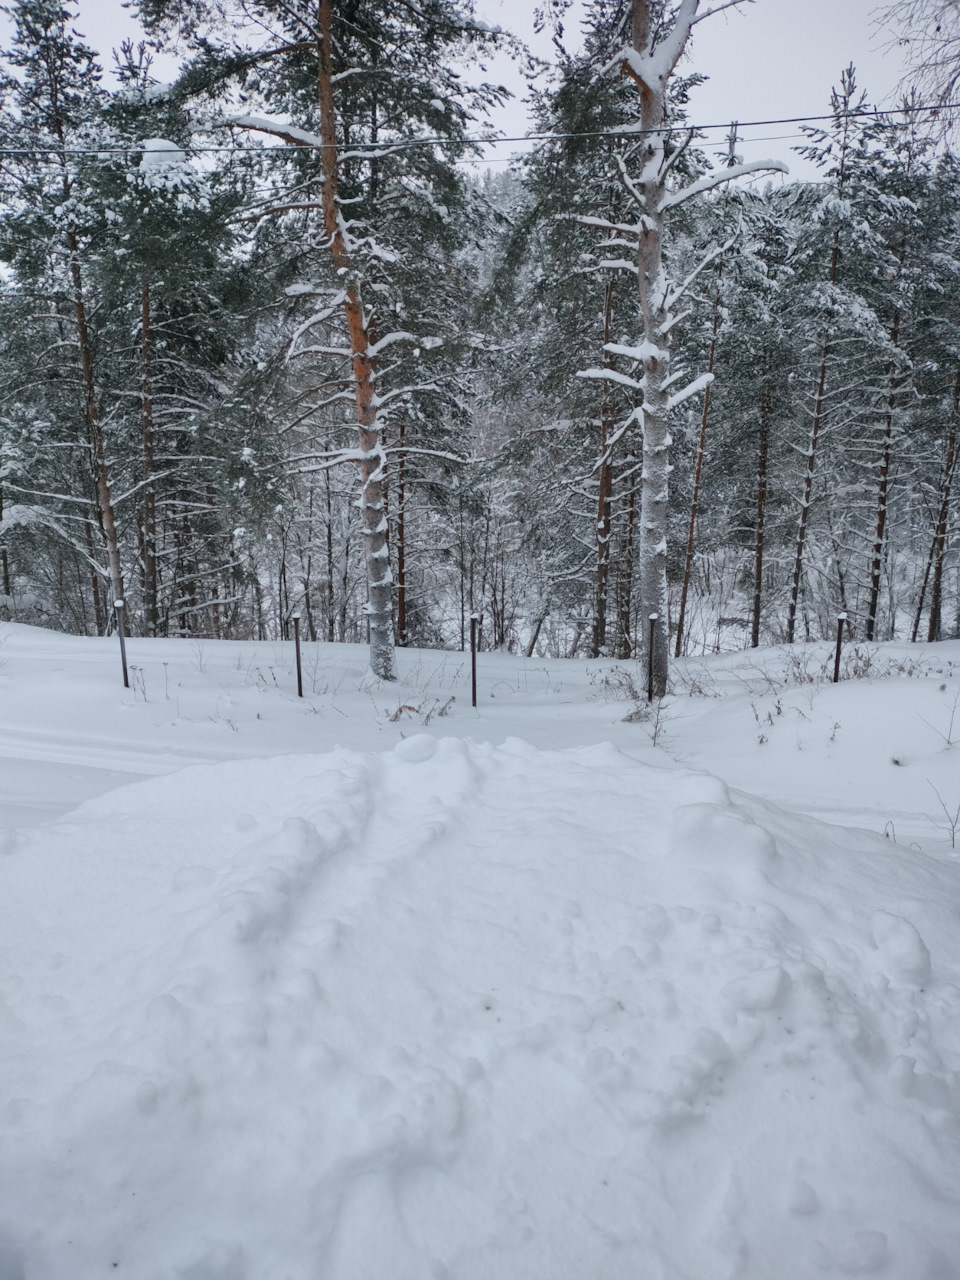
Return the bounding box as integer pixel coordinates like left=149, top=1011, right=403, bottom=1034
left=470, top=614, right=478, bottom=708
left=114, top=599, right=129, bottom=689
left=833, top=612, right=847, bottom=684
left=292, top=612, right=303, bottom=698
left=647, top=612, right=658, bottom=702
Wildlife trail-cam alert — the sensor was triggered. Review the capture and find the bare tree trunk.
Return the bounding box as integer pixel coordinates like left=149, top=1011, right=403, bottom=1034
left=787, top=107, right=852, bottom=643
left=141, top=279, right=159, bottom=636
left=316, top=0, right=394, bottom=678
left=82, top=501, right=104, bottom=634
left=618, top=2, right=770, bottom=690
left=827, top=510, right=849, bottom=617
left=927, top=362, right=960, bottom=641
left=68, top=233, right=125, bottom=619
left=675, top=300, right=719, bottom=659
left=912, top=530, right=937, bottom=643
left=787, top=327, right=833, bottom=643
left=396, top=419, right=408, bottom=645
left=0, top=484, right=9, bottom=598
left=525, top=607, right=548, bottom=658
left=865, top=362, right=896, bottom=641
left=324, top=468, right=336, bottom=642
left=615, top=473, right=638, bottom=659
left=592, top=280, right=616, bottom=657
left=866, top=251, right=906, bottom=641
left=627, top=1, right=678, bottom=696
left=751, top=388, right=771, bottom=648
left=673, top=130, right=745, bottom=659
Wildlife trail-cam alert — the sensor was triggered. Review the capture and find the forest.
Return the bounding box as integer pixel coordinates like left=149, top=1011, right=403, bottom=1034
left=0, top=0, right=957, bottom=691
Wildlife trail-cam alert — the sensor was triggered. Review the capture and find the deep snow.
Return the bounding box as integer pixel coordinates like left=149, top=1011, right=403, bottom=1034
left=1, top=624, right=959, bottom=1279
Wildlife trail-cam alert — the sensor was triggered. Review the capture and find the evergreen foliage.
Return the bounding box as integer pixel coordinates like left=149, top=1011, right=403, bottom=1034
left=1, top=0, right=959, bottom=666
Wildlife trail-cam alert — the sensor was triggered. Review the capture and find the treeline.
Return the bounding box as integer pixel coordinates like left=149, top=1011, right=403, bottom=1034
left=0, top=0, right=957, bottom=664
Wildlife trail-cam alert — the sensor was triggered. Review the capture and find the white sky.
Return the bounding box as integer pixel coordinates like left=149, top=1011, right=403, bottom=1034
left=38, top=0, right=914, bottom=182
left=472, top=0, right=910, bottom=181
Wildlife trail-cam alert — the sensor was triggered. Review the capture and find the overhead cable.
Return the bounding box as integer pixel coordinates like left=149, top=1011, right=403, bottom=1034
left=0, top=98, right=953, bottom=158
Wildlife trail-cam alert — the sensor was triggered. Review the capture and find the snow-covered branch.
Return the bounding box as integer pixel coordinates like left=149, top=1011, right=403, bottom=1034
left=666, top=372, right=714, bottom=411
left=614, top=153, right=647, bottom=210
left=227, top=115, right=323, bottom=149
left=366, top=331, right=437, bottom=357
left=603, top=340, right=667, bottom=363
left=371, top=382, right=442, bottom=409
left=575, top=215, right=644, bottom=237
left=665, top=237, right=736, bottom=309
left=576, top=368, right=645, bottom=392
left=659, top=159, right=789, bottom=212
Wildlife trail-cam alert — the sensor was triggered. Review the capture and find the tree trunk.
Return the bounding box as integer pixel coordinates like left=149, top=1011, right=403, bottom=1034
left=751, top=388, right=771, bottom=648
left=592, top=280, right=616, bottom=657
left=675, top=261, right=723, bottom=657
left=525, top=607, right=548, bottom=658
left=396, top=420, right=408, bottom=645
left=324, top=468, right=336, bottom=642
left=82, top=497, right=104, bottom=634
left=68, top=232, right=125, bottom=620
left=865, top=355, right=897, bottom=642
left=141, top=278, right=159, bottom=636
left=927, top=361, right=960, bottom=641
left=866, top=245, right=906, bottom=642
left=317, top=0, right=395, bottom=678
left=615, top=472, right=637, bottom=658
left=787, top=111, right=852, bottom=644
left=629, top=1, right=676, bottom=696
left=912, top=530, right=937, bottom=643
left=0, top=484, right=9, bottom=599
left=787, top=320, right=834, bottom=644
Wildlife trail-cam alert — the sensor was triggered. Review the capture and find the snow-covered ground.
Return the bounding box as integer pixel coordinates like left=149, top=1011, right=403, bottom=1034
left=2, top=623, right=959, bottom=1279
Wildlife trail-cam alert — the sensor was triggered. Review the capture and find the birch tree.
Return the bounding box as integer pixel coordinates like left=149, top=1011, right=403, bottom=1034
left=592, top=0, right=785, bottom=692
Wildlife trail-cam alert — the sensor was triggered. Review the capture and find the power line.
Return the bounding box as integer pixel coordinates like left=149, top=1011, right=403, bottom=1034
left=0, top=98, right=954, bottom=158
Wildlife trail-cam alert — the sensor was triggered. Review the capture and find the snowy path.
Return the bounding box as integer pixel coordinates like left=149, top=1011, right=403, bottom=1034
left=3, top=737, right=960, bottom=1278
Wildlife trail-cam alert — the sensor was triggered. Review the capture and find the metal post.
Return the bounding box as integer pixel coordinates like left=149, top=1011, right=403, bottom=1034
left=833, top=612, right=846, bottom=684
left=647, top=612, right=658, bottom=702
left=292, top=612, right=303, bottom=698
left=470, top=614, right=478, bottom=708
left=114, top=599, right=129, bottom=689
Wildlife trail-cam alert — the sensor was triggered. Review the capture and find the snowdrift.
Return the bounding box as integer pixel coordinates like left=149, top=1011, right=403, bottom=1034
left=2, top=737, right=959, bottom=1279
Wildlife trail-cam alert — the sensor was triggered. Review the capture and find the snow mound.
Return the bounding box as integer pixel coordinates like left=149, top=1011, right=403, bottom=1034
left=2, top=738, right=959, bottom=1279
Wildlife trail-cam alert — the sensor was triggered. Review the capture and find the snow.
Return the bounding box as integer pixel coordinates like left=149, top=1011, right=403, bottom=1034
left=228, top=115, right=326, bottom=149
left=658, top=159, right=790, bottom=213
left=1, top=624, right=960, bottom=1278
left=139, top=138, right=187, bottom=168
left=666, top=370, right=714, bottom=410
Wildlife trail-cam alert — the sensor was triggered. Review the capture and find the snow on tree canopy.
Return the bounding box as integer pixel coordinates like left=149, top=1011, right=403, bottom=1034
left=139, top=138, right=188, bottom=169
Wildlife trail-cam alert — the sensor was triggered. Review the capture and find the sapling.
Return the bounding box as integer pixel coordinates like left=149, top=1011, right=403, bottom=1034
left=928, top=782, right=960, bottom=849
left=918, top=687, right=960, bottom=748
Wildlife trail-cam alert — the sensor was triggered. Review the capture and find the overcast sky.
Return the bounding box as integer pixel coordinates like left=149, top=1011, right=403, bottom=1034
left=472, top=0, right=910, bottom=181
left=57, top=0, right=912, bottom=182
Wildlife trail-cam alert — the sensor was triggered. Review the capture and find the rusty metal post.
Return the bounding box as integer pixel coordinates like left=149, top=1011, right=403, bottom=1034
left=470, top=614, right=478, bottom=708
left=833, top=612, right=846, bottom=684
left=292, top=612, right=303, bottom=698
left=114, top=599, right=129, bottom=689
left=647, top=612, right=658, bottom=702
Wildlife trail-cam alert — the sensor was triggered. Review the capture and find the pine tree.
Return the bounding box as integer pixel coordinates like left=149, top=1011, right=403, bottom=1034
left=135, top=0, right=506, bottom=676
left=0, top=0, right=126, bottom=626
